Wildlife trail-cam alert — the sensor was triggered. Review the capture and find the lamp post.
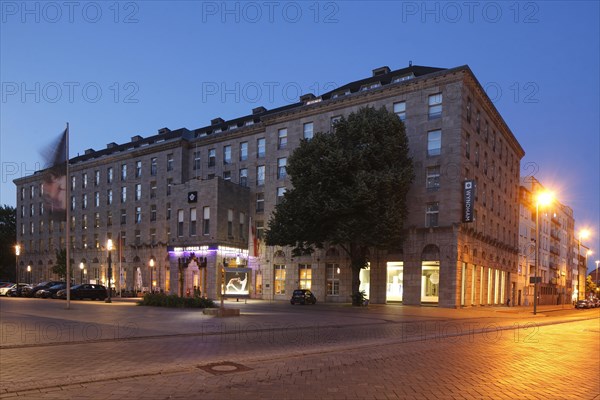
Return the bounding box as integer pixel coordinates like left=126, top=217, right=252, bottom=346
left=534, top=191, right=553, bottom=315
left=15, top=245, right=20, bottom=284
left=79, top=262, right=84, bottom=284
left=149, top=257, right=155, bottom=293
left=27, top=265, right=31, bottom=284
left=84, top=268, right=87, bottom=284
left=106, top=239, right=113, bottom=303
left=577, top=229, right=590, bottom=300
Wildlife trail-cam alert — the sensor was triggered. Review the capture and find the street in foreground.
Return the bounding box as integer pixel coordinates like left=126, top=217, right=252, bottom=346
left=1, top=298, right=598, bottom=399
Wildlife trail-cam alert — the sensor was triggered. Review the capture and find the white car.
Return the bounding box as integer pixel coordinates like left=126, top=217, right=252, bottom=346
left=0, top=283, right=27, bottom=296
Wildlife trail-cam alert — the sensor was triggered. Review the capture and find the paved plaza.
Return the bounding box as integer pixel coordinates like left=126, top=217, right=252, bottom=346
left=1, top=297, right=598, bottom=399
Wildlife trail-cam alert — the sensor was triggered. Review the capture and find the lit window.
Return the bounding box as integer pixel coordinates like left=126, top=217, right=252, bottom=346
left=299, top=264, right=312, bottom=289
left=326, top=264, right=340, bottom=295
left=274, top=264, right=286, bottom=295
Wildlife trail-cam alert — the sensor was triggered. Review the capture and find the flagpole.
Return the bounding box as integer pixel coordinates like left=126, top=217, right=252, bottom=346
left=65, top=123, right=71, bottom=310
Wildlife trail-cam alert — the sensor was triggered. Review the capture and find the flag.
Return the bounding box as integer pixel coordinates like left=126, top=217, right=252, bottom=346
left=42, top=127, right=68, bottom=221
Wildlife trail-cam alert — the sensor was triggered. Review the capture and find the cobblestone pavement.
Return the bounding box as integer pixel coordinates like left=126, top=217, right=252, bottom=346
left=1, top=298, right=598, bottom=399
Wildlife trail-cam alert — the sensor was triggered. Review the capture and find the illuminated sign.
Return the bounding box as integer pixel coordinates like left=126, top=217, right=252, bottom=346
left=223, top=268, right=251, bottom=298
left=463, top=180, right=475, bottom=223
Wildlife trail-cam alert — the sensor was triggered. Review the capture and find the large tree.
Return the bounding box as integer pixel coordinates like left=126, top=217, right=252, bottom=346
left=266, top=106, right=414, bottom=304
left=52, top=248, right=70, bottom=281
left=0, top=205, right=17, bottom=281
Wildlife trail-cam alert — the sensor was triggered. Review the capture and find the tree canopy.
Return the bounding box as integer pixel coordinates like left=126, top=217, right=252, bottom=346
left=266, top=106, right=414, bottom=303
left=0, top=205, right=16, bottom=281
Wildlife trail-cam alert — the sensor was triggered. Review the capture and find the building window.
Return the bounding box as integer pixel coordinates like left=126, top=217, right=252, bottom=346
left=274, top=264, right=286, bottom=295
left=94, top=170, right=100, bottom=186
left=39, top=202, right=44, bottom=216
left=303, top=122, right=314, bottom=139
left=150, top=181, right=157, bottom=199
left=202, top=207, right=210, bottom=235
left=240, top=142, right=248, bottom=161
left=239, top=168, right=248, bottom=187
left=257, top=138, right=266, bottom=158
left=135, top=207, right=142, bottom=224
left=70, top=177, right=75, bottom=192
left=107, top=211, right=112, bottom=227
left=278, top=128, right=287, bottom=149
left=326, top=264, right=340, bottom=295
left=81, top=215, right=87, bottom=230
left=94, top=192, right=100, bottom=207
left=82, top=194, right=88, bottom=210
left=256, top=220, right=264, bottom=240
left=150, top=228, right=156, bottom=245
left=428, top=93, right=442, bottom=120
left=167, top=178, right=173, bottom=196
left=135, top=230, right=141, bottom=245
left=167, top=154, right=174, bottom=171
left=190, top=208, right=197, bottom=236
left=135, top=161, right=142, bottom=178
left=150, top=205, right=157, bottom=222
left=466, top=98, right=472, bottom=122
left=82, top=173, right=88, bottom=189
left=107, top=189, right=113, bottom=205
left=208, top=149, right=216, bottom=167
left=150, top=157, right=157, bottom=176
left=71, top=196, right=75, bottom=211
left=476, top=111, right=481, bottom=133
left=227, top=209, right=233, bottom=237
left=166, top=203, right=171, bottom=220
left=107, top=167, right=113, bottom=184
left=135, top=184, right=142, bottom=201
left=277, top=158, right=287, bottom=179
left=121, top=164, right=127, bottom=181
left=30, top=204, right=34, bottom=216
left=94, top=212, right=100, bottom=228
left=393, top=101, right=406, bottom=121
left=276, top=187, right=286, bottom=204
left=256, top=192, right=264, bottom=212
left=427, top=130, right=442, bottom=156
left=256, top=165, right=265, bottom=186
left=192, top=151, right=201, bottom=170
left=177, top=209, right=184, bottom=237
left=239, top=212, right=245, bottom=240
left=223, top=171, right=231, bottom=181
left=330, top=116, right=341, bottom=131
left=426, top=202, right=439, bottom=227
left=223, top=145, right=232, bottom=165
left=465, top=133, right=471, bottom=159
left=299, top=264, right=312, bottom=289
left=475, top=143, right=480, bottom=167
left=426, top=166, right=440, bottom=191
left=120, top=187, right=127, bottom=203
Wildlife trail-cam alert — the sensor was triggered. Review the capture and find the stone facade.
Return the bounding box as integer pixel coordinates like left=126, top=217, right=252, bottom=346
left=14, top=64, right=526, bottom=307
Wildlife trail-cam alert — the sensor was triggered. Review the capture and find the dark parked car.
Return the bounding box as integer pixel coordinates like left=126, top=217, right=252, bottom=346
left=56, top=284, right=107, bottom=300
left=575, top=300, right=590, bottom=309
left=22, top=281, right=64, bottom=297
left=290, top=289, right=317, bottom=305
left=35, top=283, right=69, bottom=299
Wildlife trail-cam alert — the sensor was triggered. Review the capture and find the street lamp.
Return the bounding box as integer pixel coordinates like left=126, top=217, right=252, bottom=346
left=534, top=191, right=553, bottom=315
left=149, top=257, right=155, bottom=293
left=106, top=239, right=113, bottom=303
left=84, top=268, right=88, bottom=284
left=27, top=265, right=31, bottom=284
left=15, top=245, right=20, bottom=284
left=79, top=262, right=84, bottom=284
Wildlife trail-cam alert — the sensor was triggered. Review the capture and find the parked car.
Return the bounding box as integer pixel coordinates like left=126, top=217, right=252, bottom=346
left=290, top=289, right=317, bottom=305
left=575, top=300, right=590, bottom=309
left=35, top=283, right=69, bottom=299
left=6, top=283, right=30, bottom=297
left=22, top=281, right=64, bottom=297
left=56, top=284, right=107, bottom=300
left=0, top=283, right=19, bottom=296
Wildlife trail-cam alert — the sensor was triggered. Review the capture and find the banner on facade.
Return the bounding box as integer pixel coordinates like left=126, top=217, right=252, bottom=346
left=463, top=180, right=475, bottom=223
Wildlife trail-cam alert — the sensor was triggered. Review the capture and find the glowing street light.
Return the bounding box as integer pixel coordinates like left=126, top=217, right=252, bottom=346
left=149, top=257, right=155, bottom=293
left=106, top=239, right=113, bottom=303
left=15, top=244, right=20, bottom=284
left=27, top=265, right=31, bottom=284
left=534, top=191, right=554, bottom=315
left=79, top=262, right=84, bottom=284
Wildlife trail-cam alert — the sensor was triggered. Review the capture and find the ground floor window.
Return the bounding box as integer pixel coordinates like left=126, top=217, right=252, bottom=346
left=274, top=264, right=286, bottom=295
left=165, top=267, right=170, bottom=292
left=255, top=271, right=262, bottom=295
left=386, top=262, right=403, bottom=302
left=298, top=264, right=312, bottom=289
left=421, top=262, right=440, bottom=303
left=326, top=263, right=340, bottom=295
left=359, top=266, right=370, bottom=299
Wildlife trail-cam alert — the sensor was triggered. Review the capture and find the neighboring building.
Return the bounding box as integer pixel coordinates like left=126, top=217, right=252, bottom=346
left=14, top=64, right=525, bottom=307
left=518, top=178, right=576, bottom=306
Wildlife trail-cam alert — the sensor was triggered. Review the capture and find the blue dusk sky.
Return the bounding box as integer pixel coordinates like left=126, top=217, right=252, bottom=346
left=1, top=1, right=599, bottom=271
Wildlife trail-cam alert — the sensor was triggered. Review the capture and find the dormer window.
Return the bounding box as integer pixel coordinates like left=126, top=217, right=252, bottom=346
left=392, top=73, right=415, bottom=83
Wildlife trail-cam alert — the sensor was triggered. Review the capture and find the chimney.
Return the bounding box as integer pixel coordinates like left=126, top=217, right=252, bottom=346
left=84, top=148, right=94, bottom=155
left=252, top=106, right=267, bottom=115
left=372, top=66, right=391, bottom=77
left=211, top=117, right=224, bottom=126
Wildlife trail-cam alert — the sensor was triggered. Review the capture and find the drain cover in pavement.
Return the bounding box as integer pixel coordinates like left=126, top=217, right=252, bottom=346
left=198, top=361, right=253, bottom=375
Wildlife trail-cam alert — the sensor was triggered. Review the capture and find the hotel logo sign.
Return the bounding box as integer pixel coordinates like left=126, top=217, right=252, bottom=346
left=463, top=180, right=475, bottom=223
